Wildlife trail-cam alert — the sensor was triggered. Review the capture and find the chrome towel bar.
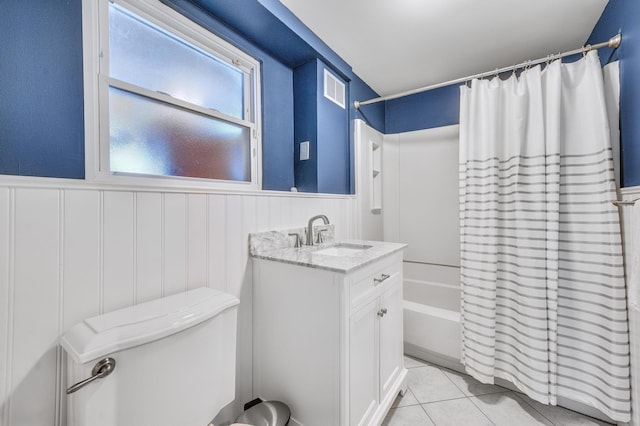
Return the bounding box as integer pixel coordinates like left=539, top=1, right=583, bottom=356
left=613, top=199, right=640, bottom=207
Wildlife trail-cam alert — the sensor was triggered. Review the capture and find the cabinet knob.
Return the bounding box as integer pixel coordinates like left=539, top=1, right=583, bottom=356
left=377, top=308, right=388, bottom=317
left=373, top=273, right=390, bottom=285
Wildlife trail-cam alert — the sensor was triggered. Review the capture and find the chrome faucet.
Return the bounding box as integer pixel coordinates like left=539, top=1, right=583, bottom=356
left=306, top=214, right=330, bottom=246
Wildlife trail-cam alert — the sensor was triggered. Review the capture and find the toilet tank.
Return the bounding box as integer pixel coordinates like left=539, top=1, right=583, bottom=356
left=61, top=287, right=240, bottom=426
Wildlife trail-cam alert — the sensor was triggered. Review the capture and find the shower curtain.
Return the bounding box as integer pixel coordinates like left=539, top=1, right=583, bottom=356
left=458, top=50, right=630, bottom=422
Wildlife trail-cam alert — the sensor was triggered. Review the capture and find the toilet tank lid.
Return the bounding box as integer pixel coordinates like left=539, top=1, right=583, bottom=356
left=60, top=287, right=239, bottom=364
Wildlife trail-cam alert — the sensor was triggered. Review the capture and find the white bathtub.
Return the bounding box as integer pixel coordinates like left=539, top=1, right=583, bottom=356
left=402, top=263, right=463, bottom=371
left=401, top=267, right=617, bottom=423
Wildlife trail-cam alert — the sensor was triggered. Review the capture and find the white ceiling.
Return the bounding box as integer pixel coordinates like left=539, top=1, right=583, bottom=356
left=279, top=0, right=609, bottom=98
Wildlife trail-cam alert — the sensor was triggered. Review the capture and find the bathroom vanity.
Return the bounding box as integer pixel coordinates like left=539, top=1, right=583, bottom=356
left=250, top=229, right=407, bottom=426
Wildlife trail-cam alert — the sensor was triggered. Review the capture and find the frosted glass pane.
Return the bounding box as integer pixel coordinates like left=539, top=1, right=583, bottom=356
left=109, top=5, right=244, bottom=119
left=109, top=87, right=251, bottom=182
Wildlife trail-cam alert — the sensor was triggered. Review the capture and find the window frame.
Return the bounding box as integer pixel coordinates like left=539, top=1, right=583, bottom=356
left=83, top=0, right=262, bottom=191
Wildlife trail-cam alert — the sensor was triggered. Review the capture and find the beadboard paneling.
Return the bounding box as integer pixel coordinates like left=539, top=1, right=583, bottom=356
left=225, top=196, right=245, bottom=298
left=0, top=188, right=10, bottom=426
left=187, top=194, right=208, bottom=292
left=208, top=194, right=228, bottom=294
left=163, top=193, right=188, bottom=297
left=63, top=190, right=101, bottom=331
left=135, top=192, right=163, bottom=304
left=10, top=189, right=60, bottom=425
left=256, top=195, right=271, bottom=232
left=0, top=181, right=358, bottom=426
left=102, top=191, right=135, bottom=313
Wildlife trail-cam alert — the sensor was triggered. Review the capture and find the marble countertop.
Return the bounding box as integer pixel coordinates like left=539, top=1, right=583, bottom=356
left=250, top=237, right=406, bottom=274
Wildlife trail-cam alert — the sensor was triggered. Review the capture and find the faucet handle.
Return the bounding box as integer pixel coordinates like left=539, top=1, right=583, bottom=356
left=288, top=233, right=302, bottom=248
left=315, top=229, right=327, bottom=244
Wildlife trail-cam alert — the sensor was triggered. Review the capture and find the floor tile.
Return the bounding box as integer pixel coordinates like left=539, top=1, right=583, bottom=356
left=407, top=365, right=466, bottom=403
left=470, top=392, right=553, bottom=426
left=423, top=398, right=493, bottom=426
left=391, top=388, right=420, bottom=408
left=381, top=405, right=435, bottom=426
left=404, top=355, right=431, bottom=369
left=442, top=368, right=508, bottom=397
left=514, top=393, right=614, bottom=426
left=389, top=355, right=615, bottom=426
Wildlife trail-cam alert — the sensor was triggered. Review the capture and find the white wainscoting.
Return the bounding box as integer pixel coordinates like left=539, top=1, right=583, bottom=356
left=0, top=177, right=358, bottom=426
left=619, top=185, right=640, bottom=426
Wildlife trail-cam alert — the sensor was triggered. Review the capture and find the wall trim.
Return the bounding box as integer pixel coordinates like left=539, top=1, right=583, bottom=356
left=0, top=175, right=356, bottom=200
left=621, top=185, right=640, bottom=198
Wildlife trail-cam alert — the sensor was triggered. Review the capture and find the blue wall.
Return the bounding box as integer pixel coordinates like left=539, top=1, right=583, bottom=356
left=384, top=0, right=640, bottom=188
left=1, top=0, right=381, bottom=194
left=317, top=64, right=350, bottom=194
left=293, top=60, right=350, bottom=194
left=384, top=84, right=459, bottom=134
left=0, top=0, right=85, bottom=179
left=293, top=60, right=318, bottom=192
left=587, top=0, right=640, bottom=187
left=8, top=1, right=634, bottom=189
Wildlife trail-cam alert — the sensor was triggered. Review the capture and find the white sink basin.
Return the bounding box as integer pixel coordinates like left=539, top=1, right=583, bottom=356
left=312, top=243, right=372, bottom=257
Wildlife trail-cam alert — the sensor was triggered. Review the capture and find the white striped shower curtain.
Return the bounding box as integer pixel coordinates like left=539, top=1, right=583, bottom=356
left=458, top=50, right=630, bottom=422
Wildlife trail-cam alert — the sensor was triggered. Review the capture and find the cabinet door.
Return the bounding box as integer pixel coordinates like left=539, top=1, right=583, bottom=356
left=378, top=280, right=403, bottom=401
left=349, top=298, right=379, bottom=426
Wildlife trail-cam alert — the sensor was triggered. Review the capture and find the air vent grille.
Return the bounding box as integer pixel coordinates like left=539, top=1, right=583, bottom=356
left=324, top=69, right=346, bottom=109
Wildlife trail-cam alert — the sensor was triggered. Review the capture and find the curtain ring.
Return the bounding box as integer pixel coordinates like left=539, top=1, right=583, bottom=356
left=583, top=44, right=592, bottom=57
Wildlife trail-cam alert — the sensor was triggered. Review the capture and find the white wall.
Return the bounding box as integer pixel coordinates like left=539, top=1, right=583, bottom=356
left=0, top=177, right=358, bottom=426
left=382, top=133, right=399, bottom=243
left=354, top=120, right=384, bottom=241
left=383, top=125, right=461, bottom=312
left=395, top=125, right=459, bottom=267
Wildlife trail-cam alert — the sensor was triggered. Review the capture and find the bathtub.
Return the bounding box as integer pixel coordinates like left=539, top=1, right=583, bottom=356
left=401, top=265, right=617, bottom=423
left=402, top=262, right=463, bottom=372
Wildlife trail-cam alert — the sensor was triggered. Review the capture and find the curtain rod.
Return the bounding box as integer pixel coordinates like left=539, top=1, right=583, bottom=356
left=354, top=34, right=622, bottom=109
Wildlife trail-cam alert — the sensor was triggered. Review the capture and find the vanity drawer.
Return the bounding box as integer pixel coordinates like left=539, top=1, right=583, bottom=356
left=350, top=252, right=402, bottom=308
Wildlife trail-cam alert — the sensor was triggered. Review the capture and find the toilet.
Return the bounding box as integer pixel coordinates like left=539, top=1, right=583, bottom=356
left=60, top=287, right=261, bottom=426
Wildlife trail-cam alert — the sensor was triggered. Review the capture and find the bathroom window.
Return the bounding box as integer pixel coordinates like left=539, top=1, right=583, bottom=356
left=86, top=0, right=261, bottom=189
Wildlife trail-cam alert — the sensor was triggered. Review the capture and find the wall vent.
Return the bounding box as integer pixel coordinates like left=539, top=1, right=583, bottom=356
left=324, top=69, right=346, bottom=109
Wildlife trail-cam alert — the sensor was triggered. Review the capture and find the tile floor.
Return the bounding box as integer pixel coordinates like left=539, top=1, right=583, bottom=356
left=382, top=356, right=613, bottom=426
